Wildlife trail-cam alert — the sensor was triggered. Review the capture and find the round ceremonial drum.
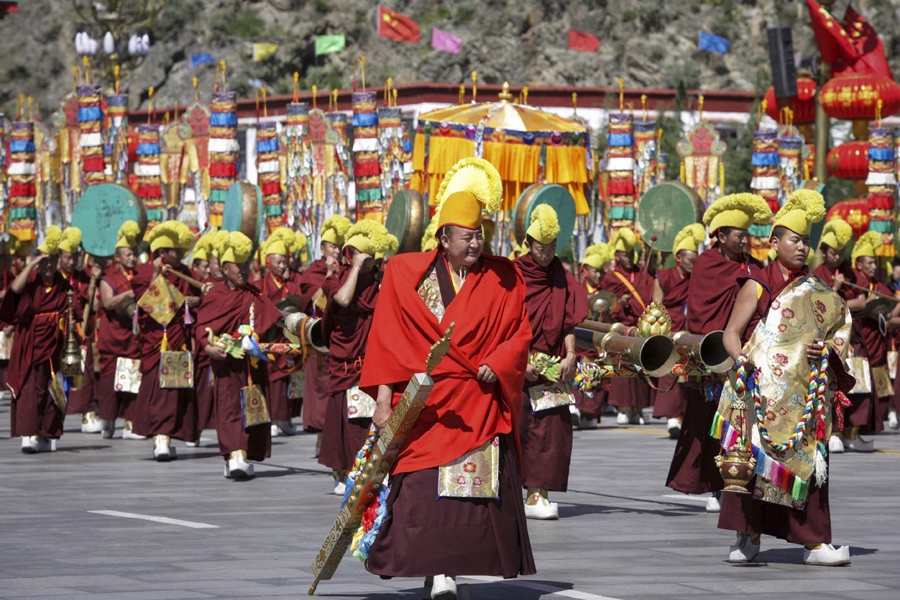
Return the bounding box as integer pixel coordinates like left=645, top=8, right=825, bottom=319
left=635, top=182, right=703, bottom=252
left=222, top=182, right=263, bottom=248
left=513, top=183, right=577, bottom=254
left=72, top=183, right=147, bottom=257
left=385, top=189, right=427, bottom=254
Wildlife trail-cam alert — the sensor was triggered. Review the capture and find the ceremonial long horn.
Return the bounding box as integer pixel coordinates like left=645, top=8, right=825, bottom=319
left=575, top=322, right=677, bottom=378
left=284, top=311, right=328, bottom=353
left=671, top=331, right=733, bottom=374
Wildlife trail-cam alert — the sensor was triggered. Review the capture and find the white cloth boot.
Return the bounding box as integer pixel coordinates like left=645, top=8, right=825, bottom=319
left=803, top=543, right=851, bottom=566
left=227, top=450, right=255, bottom=479
left=728, top=533, right=760, bottom=563
left=524, top=487, right=559, bottom=520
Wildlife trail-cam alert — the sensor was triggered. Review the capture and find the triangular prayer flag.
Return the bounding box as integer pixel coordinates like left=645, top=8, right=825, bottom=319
left=190, top=53, right=214, bottom=69
left=431, top=28, right=461, bottom=54
left=315, top=34, right=346, bottom=56
left=252, top=43, right=279, bottom=62
left=567, top=30, right=599, bottom=52
left=698, top=31, right=730, bottom=54
left=842, top=4, right=892, bottom=78
left=378, top=5, right=420, bottom=43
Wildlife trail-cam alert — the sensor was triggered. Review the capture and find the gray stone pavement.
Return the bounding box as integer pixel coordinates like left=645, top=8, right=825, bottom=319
left=1, top=397, right=898, bottom=600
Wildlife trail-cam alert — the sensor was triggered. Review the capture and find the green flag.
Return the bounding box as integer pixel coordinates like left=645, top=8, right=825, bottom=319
left=315, top=34, right=346, bottom=56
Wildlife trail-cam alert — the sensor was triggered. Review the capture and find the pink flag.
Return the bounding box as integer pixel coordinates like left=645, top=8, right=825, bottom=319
left=432, top=28, right=461, bottom=54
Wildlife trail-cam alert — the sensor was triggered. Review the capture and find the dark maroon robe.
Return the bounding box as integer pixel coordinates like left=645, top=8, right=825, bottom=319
left=843, top=270, right=889, bottom=432
left=96, top=265, right=141, bottom=422
left=196, top=281, right=281, bottom=460
left=131, top=261, right=197, bottom=442
left=64, top=270, right=97, bottom=415
left=298, top=258, right=331, bottom=432
left=1, top=271, right=70, bottom=438
left=514, top=254, right=588, bottom=492
left=262, top=270, right=302, bottom=423
left=718, top=262, right=834, bottom=545
left=666, top=245, right=763, bottom=495
left=653, top=267, right=690, bottom=419
left=318, top=265, right=379, bottom=472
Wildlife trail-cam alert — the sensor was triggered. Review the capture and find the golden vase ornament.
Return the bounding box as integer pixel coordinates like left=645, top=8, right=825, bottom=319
left=715, top=446, right=757, bottom=494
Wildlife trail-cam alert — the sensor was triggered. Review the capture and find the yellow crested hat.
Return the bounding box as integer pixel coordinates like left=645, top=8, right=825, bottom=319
left=703, top=193, right=772, bottom=234
left=221, top=231, right=254, bottom=264
left=291, top=230, right=307, bottom=253
left=58, top=227, right=82, bottom=255
left=264, top=227, right=292, bottom=258
left=376, top=234, right=399, bottom=261
left=320, top=215, right=352, bottom=246
left=192, top=235, right=212, bottom=262
left=582, top=243, right=611, bottom=269
left=37, top=226, right=62, bottom=256
left=433, top=157, right=503, bottom=234
left=147, top=221, right=194, bottom=253
left=852, top=231, right=882, bottom=262
left=772, top=189, right=826, bottom=236
left=612, top=228, right=636, bottom=253
left=116, top=220, right=141, bottom=249
left=820, top=219, right=853, bottom=252
left=209, top=229, right=228, bottom=260
left=526, top=204, right=561, bottom=246
left=344, top=220, right=389, bottom=256
left=673, top=223, right=706, bottom=254
left=421, top=218, right=439, bottom=252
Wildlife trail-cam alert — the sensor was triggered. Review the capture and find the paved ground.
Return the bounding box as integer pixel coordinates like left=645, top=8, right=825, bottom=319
left=1, top=397, right=899, bottom=600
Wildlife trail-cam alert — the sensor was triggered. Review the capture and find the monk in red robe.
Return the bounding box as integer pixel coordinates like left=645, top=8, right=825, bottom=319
left=260, top=228, right=303, bottom=437
left=97, top=223, right=143, bottom=439
left=298, top=216, right=349, bottom=447
left=515, top=205, right=588, bottom=520
left=361, top=158, right=534, bottom=597
left=190, top=231, right=224, bottom=441
left=600, top=228, right=655, bottom=424
left=666, top=194, right=769, bottom=514
left=197, top=231, right=282, bottom=479
left=131, top=221, right=201, bottom=461
left=652, top=224, right=704, bottom=437
left=0, top=239, right=24, bottom=397
left=317, top=220, right=385, bottom=495
left=573, top=243, right=612, bottom=426
left=1, top=227, right=70, bottom=453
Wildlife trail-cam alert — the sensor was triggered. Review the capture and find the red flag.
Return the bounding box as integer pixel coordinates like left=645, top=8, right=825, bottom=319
left=568, top=29, right=599, bottom=52
left=843, top=5, right=892, bottom=78
left=806, top=0, right=857, bottom=67
left=378, top=6, right=420, bottom=43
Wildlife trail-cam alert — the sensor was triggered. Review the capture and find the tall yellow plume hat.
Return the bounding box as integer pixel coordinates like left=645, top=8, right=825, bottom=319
left=344, top=220, right=390, bottom=257
left=433, top=157, right=503, bottom=235
left=147, top=221, right=194, bottom=253
left=820, top=219, right=853, bottom=252
left=116, top=220, right=141, bottom=249
left=673, top=223, right=706, bottom=254
left=58, top=227, right=83, bottom=255
left=192, top=235, right=212, bottom=262
left=37, top=226, right=62, bottom=255
left=771, top=189, right=826, bottom=236
left=320, top=215, right=352, bottom=246
left=612, top=228, right=636, bottom=253
left=703, top=193, right=772, bottom=234
left=264, top=227, right=292, bottom=258
left=852, top=231, right=882, bottom=262
left=525, top=204, right=561, bottom=245
left=221, top=231, right=254, bottom=264
left=582, top=243, right=611, bottom=269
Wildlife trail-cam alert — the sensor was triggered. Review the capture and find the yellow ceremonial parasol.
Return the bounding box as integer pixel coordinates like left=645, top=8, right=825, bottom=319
left=411, top=82, right=590, bottom=214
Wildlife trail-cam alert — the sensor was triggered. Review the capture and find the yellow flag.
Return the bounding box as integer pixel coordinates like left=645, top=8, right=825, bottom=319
left=252, top=43, right=279, bottom=62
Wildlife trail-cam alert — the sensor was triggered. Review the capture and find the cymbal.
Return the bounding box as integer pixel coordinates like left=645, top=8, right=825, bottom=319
left=275, top=295, right=304, bottom=313
left=862, top=297, right=896, bottom=320
left=588, top=290, right=617, bottom=317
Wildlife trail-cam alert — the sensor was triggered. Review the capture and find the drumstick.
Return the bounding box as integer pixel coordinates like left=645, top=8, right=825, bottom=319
left=162, top=265, right=205, bottom=291
left=841, top=280, right=900, bottom=302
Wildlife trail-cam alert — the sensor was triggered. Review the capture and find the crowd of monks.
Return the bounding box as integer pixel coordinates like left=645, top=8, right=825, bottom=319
left=2, top=156, right=894, bottom=596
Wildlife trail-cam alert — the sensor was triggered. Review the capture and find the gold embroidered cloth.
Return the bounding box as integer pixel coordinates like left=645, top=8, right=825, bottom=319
left=241, top=384, right=270, bottom=428
left=437, top=436, right=500, bottom=499
left=159, top=351, right=194, bottom=389
left=528, top=381, right=576, bottom=413
left=136, top=274, right=185, bottom=327
left=114, top=357, right=142, bottom=394
left=346, top=385, right=376, bottom=419
left=288, top=371, right=305, bottom=399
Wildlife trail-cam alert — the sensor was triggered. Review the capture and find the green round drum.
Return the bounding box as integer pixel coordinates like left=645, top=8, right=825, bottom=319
left=635, top=182, right=703, bottom=252
left=385, top=189, right=428, bottom=254
left=72, top=183, right=147, bottom=257
left=513, top=183, right=577, bottom=254
left=222, top=182, right=263, bottom=248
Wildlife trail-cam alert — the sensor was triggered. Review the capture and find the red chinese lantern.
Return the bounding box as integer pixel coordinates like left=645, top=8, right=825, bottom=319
left=764, top=76, right=817, bottom=124
left=820, top=72, right=900, bottom=121
left=827, top=140, right=869, bottom=180
left=827, top=198, right=870, bottom=239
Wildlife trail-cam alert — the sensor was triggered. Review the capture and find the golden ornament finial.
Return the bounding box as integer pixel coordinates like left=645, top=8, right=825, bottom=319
left=426, top=323, right=455, bottom=375
left=472, top=71, right=477, bottom=103
left=619, top=77, right=624, bottom=112
left=498, top=82, right=513, bottom=103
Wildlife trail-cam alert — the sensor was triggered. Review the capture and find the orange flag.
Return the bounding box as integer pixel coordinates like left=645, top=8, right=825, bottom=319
left=378, top=5, right=420, bottom=43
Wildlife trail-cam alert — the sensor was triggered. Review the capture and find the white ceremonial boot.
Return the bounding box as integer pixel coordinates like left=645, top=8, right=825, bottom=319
left=81, top=411, right=103, bottom=433
left=270, top=423, right=281, bottom=438
left=845, top=436, right=875, bottom=453
left=667, top=418, right=682, bottom=439
left=803, top=543, right=851, bottom=566
left=101, top=419, right=115, bottom=439
left=276, top=420, right=297, bottom=436
left=315, top=432, right=322, bottom=458
left=122, top=421, right=146, bottom=440
left=223, top=460, right=231, bottom=479
left=20, top=436, right=38, bottom=454
left=524, top=487, right=559, bottom=520
left=333, top=471, right=347, bottom=496
left=706, top=491, right=722, bottom=513
left=628, top=409, right=646, bottom=425
left=616, top=411, right=629, bottom=425
left=889, top=409, right=899, bottom=430
left=569, top=404, right=581, bottom=428
left=227, top=450, right=255, bottom=480
left=728, top=533, right=760, bottom=563
left=152, top=435, right=176, bottom=462
left=431, top=575, right=457, bottom=600
left=828, top=434, right=845, bottom=454
left=579, top=416, right=598, bottom=430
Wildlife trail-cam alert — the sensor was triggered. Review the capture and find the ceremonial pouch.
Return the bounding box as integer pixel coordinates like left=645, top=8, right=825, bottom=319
left=847, top=356, right=872, bottom=394
left=241, top=384, right=270, bottom=428
left=346, top=385, right=376, bottom=420
left=288, top=371, right=305, bottom=400
left=0, top=330, right=13, bottom=360
left=159, top=351, right=194, bottom=389
left=115, top=357, right=142, bottom=394
left=49, top=371, right=67, bottom=412
left=136, top=274, right=185, bottom=327
left=528, top=381, right=576, bottom=413
left=872, top=365, right=892, bottom=398
left=438, top=436, right=500, bottom=500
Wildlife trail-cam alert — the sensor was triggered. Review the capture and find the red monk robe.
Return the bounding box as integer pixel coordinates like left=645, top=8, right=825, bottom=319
left=261, top=270, right=303, bottom=424
left=196, top=281, right=281, bottom=461
left=97, top=265, right=141, bottom=422
left=718, top=262, right=837, bottom=545
left=297, top=257, right=331, bottom=432
left=666, top=244, right=763, bottom=495
left=845, top=269, right=889, bottom=433
left=653, top=266, right=691, bottom=420
left=360, top=249, right=535, bottom=579
left=192, top=271, right=216, bottom=432
left=574, top=279, right=608, bottom=420
left=131, top=262, right=198, bottom=442
left=0, top=269, right=18, bottom=393
left=1, top=271, right=70, bottom=439
left=317, top=264, right=379, bottom=472
left=64, top=269, right=98, bottom=416
left=515, top=253, right=588, bottom=492
left=600, top=262, right=655, bottom=409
